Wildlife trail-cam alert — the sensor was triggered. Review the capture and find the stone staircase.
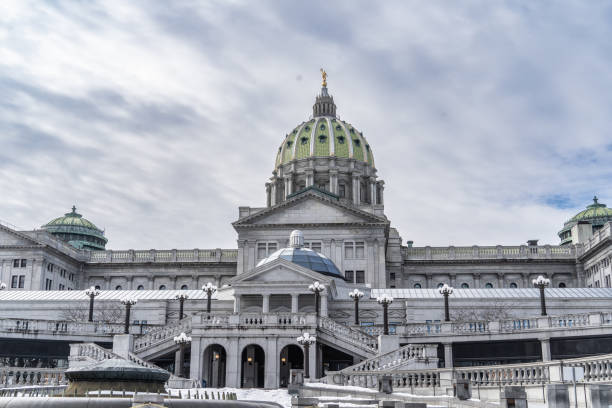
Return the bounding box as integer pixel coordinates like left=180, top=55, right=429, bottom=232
left=339, top=343, right=438, bottom=373
left=133, top=317, right=192, bottom=360
left=316, top=316, right=379, bottom=358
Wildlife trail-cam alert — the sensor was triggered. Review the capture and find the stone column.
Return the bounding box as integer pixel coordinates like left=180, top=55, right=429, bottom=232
left=369, top=177, right=377, bottom=205
left=320, top=293, right=328, bottom=317
left=306, top=169, right=314, bottom=187
left=474, top=273, right=481, bottom=288
left=234, top=295, right=241, bottom=313
left=377, top=181, right=384, bottom=205
left=329, top=170, right=338, bottom=195
left=265, top=183, right=271, bottom=207
left=291, top=294, right=299, bottom=313
left=352, top=175, right=360, bottom=205
left=497, top=273, right=504, bottom=288
left=444, top=343, right=453, bottom=368
left=541, top=337, right=551, bottom=362
left=262, top=294, right=270, bottom=314
left=450, top=273, right=457, bottom=288
left=189, top=339, right=202, bottom=382
left=270, top=182, right=277, bottom=206
left=225, top=338, right=240, bottom=388
left=264, top=338, right=278, bottom=389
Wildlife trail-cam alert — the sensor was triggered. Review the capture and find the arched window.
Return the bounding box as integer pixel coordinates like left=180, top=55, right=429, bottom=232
left=485, top=283, right=493, bottom=288
left=461, top=283, right=469, bottom=289
left=181, top=285, right=188, bottom=290
left=558, top=282, right=566, bottom=288
left=413, top=283, right=422, bottom=289
left=437, top=283, right=444, bottom=288
left=509, top=283, right=518, bottom=288
left=115, top=285, right=122, bottom=290
left=159, top=285, right=167, bottom=290
left=94, top=285, right=101, bottom=290
left=137, top=285, right=144, bottom=290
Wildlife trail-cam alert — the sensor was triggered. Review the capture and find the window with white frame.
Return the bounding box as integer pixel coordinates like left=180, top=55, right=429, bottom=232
left=257, top=242, right=278, bottom=259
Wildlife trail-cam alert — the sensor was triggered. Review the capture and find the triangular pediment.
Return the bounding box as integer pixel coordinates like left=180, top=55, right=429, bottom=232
left=0, top=225, right=41, bottom=247
left=233, top=191, right=387, bottom=228
left=231, top=258, right=337, bottom=295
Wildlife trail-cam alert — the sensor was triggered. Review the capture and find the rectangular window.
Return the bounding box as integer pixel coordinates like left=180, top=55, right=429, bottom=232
left=355, top=242, right=365, bottom=258
left=344, top=243, right=354, bottom=259
left=18, top=275, right=25, bottom=288
left=59, top=284, right=65, bottom=290
left=13, top=259, right=19, bottom=268
left=11, top=276, right=18, bottom=288
left=20, top=259, right=26, bottom=267
left=390, top=272, right=396, bottom=281
left=45, top=279, right=53, bottom=290
left=606, top=275, right=611, bottom=288
left=305, top=241, right=322, bottom=252
left=339, top=184, right=346, bottom=198
left=356, top=270, right=365, bottom=283
left=257, top=242, right=277, bottom=259
left=345, top=270, right=354, bottom=283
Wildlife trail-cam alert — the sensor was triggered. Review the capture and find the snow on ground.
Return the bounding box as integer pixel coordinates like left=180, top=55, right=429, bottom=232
left=168, top=387, right=292, bottom=408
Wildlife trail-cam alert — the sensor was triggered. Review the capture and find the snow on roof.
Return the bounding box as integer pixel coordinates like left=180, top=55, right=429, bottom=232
left=371, top=288, right=612, bottom=299
left=0, top=288, right=234, bottom=302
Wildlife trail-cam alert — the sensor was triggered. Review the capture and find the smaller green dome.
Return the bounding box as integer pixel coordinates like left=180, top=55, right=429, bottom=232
left=569, top=196, right=612, bottom=222
left=558, top=196, right=612, bottom=245
left=42, top=206, right=108, bottom=250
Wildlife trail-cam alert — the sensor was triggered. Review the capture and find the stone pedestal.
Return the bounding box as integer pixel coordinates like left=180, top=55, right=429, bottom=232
left=500, top=386, right=528, bottom=408
left=453, top=378, right=471, bottom=400
left=112, top=334, right=134, bottom=359
left=546, top=384, right=569, bottom=407
left=588, top=384, right=612, bottom=408
left=377, top=335, right=399, bottom=355
left=132, top=393, right=165, bottom=406
left=288, top=369, right=304, bottom=395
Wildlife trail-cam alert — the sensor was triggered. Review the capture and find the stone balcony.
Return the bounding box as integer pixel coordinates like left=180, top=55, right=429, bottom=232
left=86, top=248, right=238, bottom=263
left=403, top=244, right=579, bottom=261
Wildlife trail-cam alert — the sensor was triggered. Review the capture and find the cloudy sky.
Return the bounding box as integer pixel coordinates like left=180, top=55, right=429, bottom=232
left=1, top=1, right=611, bottom=249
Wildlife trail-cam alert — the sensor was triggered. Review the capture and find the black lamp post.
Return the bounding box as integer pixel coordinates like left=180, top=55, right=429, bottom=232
left=202, top=282, right=217, bottom=314
left=532, top=275, right=550, bottom=316
left=349, top=288, right=364, bottom=326
left=308, top=281, right=325, bottom=319
left=121, top=298, right=137, bottom=334
left=438, top=284, right=454, bottom=322
left=376, top=294, right=393, bottom=335
left=297, top=332, right=316, bottom=379
left=174, top=293, right=189, bottom=320
left=173, top=332, right=192, bottom=377
left=85, top=286, right=100, bottom=322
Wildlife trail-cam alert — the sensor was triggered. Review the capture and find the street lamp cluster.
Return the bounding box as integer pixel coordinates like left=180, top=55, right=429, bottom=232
left=438, top=284, right=454, bottom=322
left=297, top=332, right=316, bottom=379
left=174, top=293, right=189, bottom=320
left=376, top=294, right=394, bottom=335
left=202, top=282, right=217, bottom=314
left=349, top=289, right=364, bottom=326
left=120, top=298, right=138, bottom=334
left=533, top=275, right=551, bottom=316
left=84, top=286, right=100, bottom=322
left=308, top=281, right=324, bottom=318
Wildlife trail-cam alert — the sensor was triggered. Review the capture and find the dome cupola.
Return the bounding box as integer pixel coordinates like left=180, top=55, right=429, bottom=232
left=41, top=206, right=108, bottom=250
left=558, top=196, right=612, bottom=245
left=267, top=71, right=384, bottom=210
left=257, top=230, right=342, bottom=278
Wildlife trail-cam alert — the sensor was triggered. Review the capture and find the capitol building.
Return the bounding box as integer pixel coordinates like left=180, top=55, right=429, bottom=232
left=0, top=74, right=611, bottom=392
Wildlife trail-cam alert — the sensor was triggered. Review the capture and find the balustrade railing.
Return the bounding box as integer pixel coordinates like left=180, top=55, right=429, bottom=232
left=318, top=316, right=378, bottom=354
left=583, top=222, right=611, bottom=254
left=86, top=248, right=238, bottom=263
left=342, top=343, right=429, bottom=373
left=0, top=319, right=125, bottom=336
left=0, top=367, right=67, bottom=388
left=401, top=312, right=609, bottom=338
left=456, top=362, right=550, bottom=386
left=403, top=244, right=577, bottom=261
left=133, top=318, right=192, bottom=353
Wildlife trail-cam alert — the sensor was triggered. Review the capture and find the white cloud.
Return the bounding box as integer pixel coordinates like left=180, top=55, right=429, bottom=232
left=0, top=0, right=611, bottom=249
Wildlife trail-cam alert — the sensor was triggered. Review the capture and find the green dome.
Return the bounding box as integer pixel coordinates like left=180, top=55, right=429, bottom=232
left=569, top=196, right=612, bottom=222
left=274, top=84, right=374, bottom=171
left=42, top=206, right=107, bottom=250
left=558, top=196, right=612, bottom=245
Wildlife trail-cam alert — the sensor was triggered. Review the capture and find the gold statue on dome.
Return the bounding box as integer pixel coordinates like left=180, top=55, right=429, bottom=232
left=320, top=68, right=327, bottom=87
